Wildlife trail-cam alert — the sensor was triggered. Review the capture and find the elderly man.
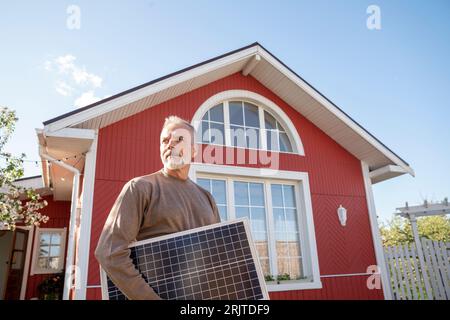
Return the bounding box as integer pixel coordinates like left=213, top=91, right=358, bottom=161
left=95, top=115, right=221, bottom=300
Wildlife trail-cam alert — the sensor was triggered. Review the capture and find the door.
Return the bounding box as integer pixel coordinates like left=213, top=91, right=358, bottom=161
left=4, top=229, right=28, bottom=300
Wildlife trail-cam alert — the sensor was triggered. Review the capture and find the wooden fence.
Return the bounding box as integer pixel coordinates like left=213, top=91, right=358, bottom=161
left=384, top=239, right=450, bottom=300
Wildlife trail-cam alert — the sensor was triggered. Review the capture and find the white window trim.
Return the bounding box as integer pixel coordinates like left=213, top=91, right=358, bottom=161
left=191, top=90, right=305, bottom=156
left=31, top=227, right=67, bottom=275
left=190, top=163, right=321, bottom=292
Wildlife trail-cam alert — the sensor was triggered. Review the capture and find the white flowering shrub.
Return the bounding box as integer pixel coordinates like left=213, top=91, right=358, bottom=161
left=0, top=107, right=49, bottom=230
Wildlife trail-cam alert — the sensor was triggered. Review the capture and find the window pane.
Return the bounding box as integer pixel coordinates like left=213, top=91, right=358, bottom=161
left=50, top=246, right=60, bottom=257
left=246, top=128, right=259, bottom=149
left=201, top=111, right=209, bottom=121
left=283, top=185, right=296, bottom=207
left=285, top=209, right=298, bottom=233
left=266, top=130, right=279, bottom=151
left=274, top=208, right=285, bottom=234
left=279, top=132, right=292, bottom=152
left=271, top=184, right=283, bottom=207
left=40, top=234, right=50, bottom=245
left=39, top=246, right=49, bottom=257
left=218, top=205, right=227, bottom=221
left=14, top=232, right=26, bottom=250
left=197, top=178, right=210, bottom=191
left=229, top=101, right=244, bottom=125
left=49, top=257, right=60, bottom=270
left=11, top=251, right=23, bottom=270
left=289, top=258, right=302, bottom=279
left=210, top=122, right=224, bottom=145
left=264, top=111, right=277, bottom=130
left=234, top=182, right=249, bottom=205
left=288, top=241, right=301, bottom=257
left=277, top=258, right=290, bottom=277
left=51, top=234, right=61, bottom=245
left=230, top=125, right=246, bottom=148
left=251, top=207, right=266, bottom=233
left=235, top=206, right=249, bottom=219
left=276, top=242, right=289, bottom=258
left=243, top=102, right=259, bottom=128
left=38, top=257, right=49, bottom=269
left=209, top=104, right=224, bottom=123
left=200, top=121, right=210, bottom=143
left=260, top=258, right=270, bottom=276
left=249, top=183, right=264, bottom=206
left=211, top=180, right=226, bottom=205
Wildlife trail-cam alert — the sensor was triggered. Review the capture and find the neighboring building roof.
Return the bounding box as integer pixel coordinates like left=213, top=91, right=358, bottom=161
left=41, top=42, right=414, bottom=182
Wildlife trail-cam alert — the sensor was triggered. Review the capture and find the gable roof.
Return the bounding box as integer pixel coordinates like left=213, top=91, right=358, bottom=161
left=41, top=42, right=414, bottom=182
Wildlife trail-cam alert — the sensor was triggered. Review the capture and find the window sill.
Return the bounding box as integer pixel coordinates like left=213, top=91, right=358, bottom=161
left=266, top=278, right=322, bottom=292
left=31, top=268, right=64, bottom=275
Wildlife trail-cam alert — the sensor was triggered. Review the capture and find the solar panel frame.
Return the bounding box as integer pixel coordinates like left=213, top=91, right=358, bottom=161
left=100, top=218, right=269, bottom=300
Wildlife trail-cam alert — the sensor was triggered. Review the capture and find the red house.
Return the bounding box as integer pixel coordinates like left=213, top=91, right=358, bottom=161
left=1, top=43, right=414, bottom=300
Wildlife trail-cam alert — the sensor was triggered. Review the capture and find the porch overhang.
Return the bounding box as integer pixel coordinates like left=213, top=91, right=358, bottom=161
left=35, top=128, right=96, bottom=200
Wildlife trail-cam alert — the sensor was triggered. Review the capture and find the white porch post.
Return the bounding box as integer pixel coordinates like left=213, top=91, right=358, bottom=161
left=361, top=162, right=392, bottom=300
left=74, top=132, right=98, bottom=300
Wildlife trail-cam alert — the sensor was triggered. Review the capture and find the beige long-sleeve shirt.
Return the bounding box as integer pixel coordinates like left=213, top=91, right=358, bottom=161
left=95, top=169, right=221, bottom=300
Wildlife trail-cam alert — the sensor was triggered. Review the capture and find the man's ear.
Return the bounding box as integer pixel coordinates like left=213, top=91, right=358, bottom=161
left=191, top=144, right=198, bottom=159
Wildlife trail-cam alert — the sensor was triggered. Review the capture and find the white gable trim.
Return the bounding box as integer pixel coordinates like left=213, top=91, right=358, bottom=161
left=191, top=89, right=305, bottom=155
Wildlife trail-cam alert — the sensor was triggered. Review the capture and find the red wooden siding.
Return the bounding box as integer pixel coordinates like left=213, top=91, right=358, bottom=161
left=24, top=196, right=71, bottom=299
left=87, top=72, right=381, bottom=299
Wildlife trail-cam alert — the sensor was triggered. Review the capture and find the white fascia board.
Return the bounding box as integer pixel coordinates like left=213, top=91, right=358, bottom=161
left=369, top=164, right=414, bottom=184
left=256, top=46, right=414, bottom=177
left=44, top=47, right=258, bottom=133
left=43, top=127, right=96, bottom=140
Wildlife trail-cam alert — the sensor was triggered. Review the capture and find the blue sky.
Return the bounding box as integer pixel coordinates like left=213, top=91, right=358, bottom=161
left=0, top=0, right=449, bottom=223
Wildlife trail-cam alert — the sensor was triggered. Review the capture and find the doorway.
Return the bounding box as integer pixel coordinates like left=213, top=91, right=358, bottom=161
left=0, top=229, right=29, bottom=300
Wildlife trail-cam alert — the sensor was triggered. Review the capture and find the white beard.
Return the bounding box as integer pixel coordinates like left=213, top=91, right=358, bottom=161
left=164, top=155, right=185, bottom=170
left=164, top=149, right=189, bottom=170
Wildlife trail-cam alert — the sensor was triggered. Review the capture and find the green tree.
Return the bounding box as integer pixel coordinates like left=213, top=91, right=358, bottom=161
left=0, top=106, right=48, bottom=230
left=380, top=215, right=450, bottom=247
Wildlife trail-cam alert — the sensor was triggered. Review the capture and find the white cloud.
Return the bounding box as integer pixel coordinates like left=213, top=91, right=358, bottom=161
left=55, top=54, right=77, bottom=73
left=55, top=81, right=74, bottom=96
left=51, top=54, right=103, bottom=88
left=45, top=54, right=105, bottom=101
left=74, top=91, right=102, bottom=108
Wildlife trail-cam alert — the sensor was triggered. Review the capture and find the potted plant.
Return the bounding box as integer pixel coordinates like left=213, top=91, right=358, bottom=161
left=37, top=274, right=64, bottom=300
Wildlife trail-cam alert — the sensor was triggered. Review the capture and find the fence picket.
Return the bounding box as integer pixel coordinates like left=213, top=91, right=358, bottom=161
left=426, top=238, right=446, bottom=299
left=409, top=244, right=425, bottom=299
left=398, top=244, right=412, bottom=299
left=439, top=241, right=450, bottom=282
left=403, top=243, right=419, bottom=300
left=386, top=246, right=400, bottom=299
left=432, top=241, right=450, bottom=299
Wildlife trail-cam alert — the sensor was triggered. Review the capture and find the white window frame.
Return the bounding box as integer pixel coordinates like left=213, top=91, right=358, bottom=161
left=191, top=90, right=305, bottom=156
left=190, top=163, right=321, bottom=292
left=31, top=227, right=67, bottom=275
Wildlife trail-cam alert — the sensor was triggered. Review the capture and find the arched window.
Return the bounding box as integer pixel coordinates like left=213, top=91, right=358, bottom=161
left=193, top=90, right=304, bottom=155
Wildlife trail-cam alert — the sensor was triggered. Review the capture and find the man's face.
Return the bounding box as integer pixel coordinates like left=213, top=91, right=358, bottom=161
left=160, top=123, right=195, bottom=170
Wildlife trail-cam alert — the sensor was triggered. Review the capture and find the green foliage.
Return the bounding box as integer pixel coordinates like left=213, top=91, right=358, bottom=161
left=380, top=215, right=450, bottom=247
left=0, top=106, right=48, bottom=230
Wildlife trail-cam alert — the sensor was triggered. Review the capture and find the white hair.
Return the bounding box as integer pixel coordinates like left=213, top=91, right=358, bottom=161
left=162, top=115, right=196, bottom=141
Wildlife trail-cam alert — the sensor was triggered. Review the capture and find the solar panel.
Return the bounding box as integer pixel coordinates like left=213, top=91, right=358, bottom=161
left=100, top=218, right=269, bottom=300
